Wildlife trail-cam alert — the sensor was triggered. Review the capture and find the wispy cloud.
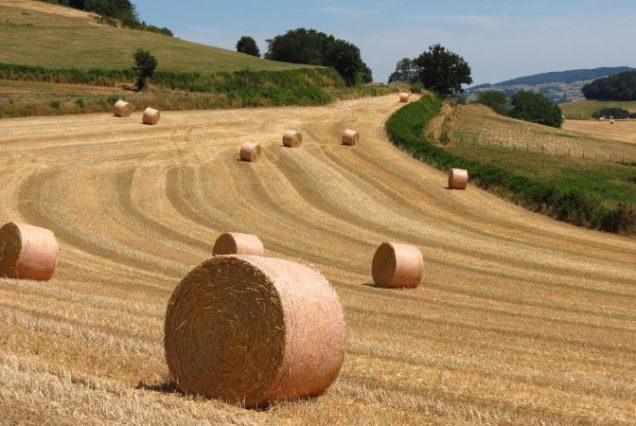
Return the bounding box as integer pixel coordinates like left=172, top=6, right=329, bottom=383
left=318, top=6, right=381, bottom=17
left=405, top=13, right=504, bottom=29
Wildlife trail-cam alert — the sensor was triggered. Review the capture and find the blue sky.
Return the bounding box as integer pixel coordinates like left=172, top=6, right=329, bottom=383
left=134, top=1, right=636, bottom=84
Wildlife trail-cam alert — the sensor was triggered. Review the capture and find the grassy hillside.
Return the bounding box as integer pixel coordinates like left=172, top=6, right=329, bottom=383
left=388, top=96, right=636, bottom=233
left=560, top=100, right=636, bottom=119
left=447, top=104, right=636, bottom=162
left=0, top=0, right=307, bottom=72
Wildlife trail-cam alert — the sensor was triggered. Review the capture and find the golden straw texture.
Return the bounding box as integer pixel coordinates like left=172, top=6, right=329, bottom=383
left=448, top=168, right=469, bottom=190
left=0, top=222, right=58, bottom=281
left=282, top=130, right=302, bottom=148
left=112, top=100, right=132, bottom=117
left=399, top=92, right=410, bottom=103
left=342, top=129, right=359, bottom=146
left=212, top=232, right=264, bottom=256
left=371, top=242, right=423, bottom=288
left=239, top=142, right=262, bottom=162
left=142, top=107, right=160, bottom=125
left=164, top=255, right=346, bottom=407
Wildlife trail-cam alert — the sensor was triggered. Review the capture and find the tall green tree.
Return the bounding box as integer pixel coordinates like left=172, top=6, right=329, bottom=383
left=509, top=90, right=563, bottom=128
left=132, top=48, right=157, bottom=91
left=414, top=44, right=472, bottom=96
left=265, top=28, right=372, bottom=85
left=388, top=58, right=418, bottom=84
left=236, top=36, right=260, bottom=57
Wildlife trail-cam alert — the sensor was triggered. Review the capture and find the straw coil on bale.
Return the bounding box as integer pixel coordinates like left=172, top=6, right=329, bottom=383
left=399, top=92, right=410, bottom=103
left=448, top=168, right=469, bottom=190
left=113, top=100, right=132, bottom=117
left=213, top=232, right=264, bottom=256
left=142, top=107, right=160, bottom=125
left=372, top=242, right=423, bottom=288
left=282, top=130, right=302, bottom=148
left=0, top=222, right=58, bottom=281
left=164, top=255, right=346, bottom=407
left=342, top=129, right=359, bottom=146
left=240, top=142, right=262, bottom=162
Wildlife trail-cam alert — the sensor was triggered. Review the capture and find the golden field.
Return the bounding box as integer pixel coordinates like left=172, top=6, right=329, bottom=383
left=447, top=104, right=636, bottom=162
left=0, top=95, right=635, bottom=424
left=564, top=119, right=636, bottom=146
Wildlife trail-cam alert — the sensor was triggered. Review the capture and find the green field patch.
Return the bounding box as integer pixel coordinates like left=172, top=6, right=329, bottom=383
left=386, top=95, right=636, bottom=234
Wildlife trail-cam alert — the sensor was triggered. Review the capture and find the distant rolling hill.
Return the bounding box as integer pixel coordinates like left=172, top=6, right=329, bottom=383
left=466, top=66, right=635, bottom=103
left=0, top=0, right=309, bottom=72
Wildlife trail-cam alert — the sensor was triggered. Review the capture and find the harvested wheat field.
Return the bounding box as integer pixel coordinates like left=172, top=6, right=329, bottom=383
left=564, top=119, right=636, bottom=146
left=0, top=95, right=634, bottom=424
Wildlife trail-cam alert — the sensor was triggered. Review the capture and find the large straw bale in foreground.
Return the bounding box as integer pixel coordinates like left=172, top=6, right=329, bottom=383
left=142, top=107, right=160, bottom=125
left=342, top=129, right=359, bottom=146
left=448, top=168, right=469, bottom=190
left=372, top=242, right=423, bottom=288
left=213, top=232, right=264, bottom=256
left=282, top=130, right=302, bottom=147
left=0, top=222, right=58, bottom=281
left=240, top=142, right=262, bottom=162
left=164, top=255, right=346, bottom=407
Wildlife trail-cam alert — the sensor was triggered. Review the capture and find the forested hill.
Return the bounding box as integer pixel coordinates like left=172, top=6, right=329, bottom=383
left=496, top=67, right=634, bottom=86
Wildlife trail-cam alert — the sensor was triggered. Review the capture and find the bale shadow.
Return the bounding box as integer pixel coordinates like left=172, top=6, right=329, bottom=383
left=136, top=380, right=315, bottom=411
left=136, top=380, right=180, bottom=394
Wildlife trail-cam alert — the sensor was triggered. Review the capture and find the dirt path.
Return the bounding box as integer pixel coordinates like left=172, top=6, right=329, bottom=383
left=0, top=95, right=634, bottom=424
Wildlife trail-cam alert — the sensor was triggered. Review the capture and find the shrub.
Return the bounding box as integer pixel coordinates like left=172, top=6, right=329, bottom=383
left=133, top=49, right=158, bottom=91
left=476, top=90, right=508, bottom=115
left=592, top=107, right=630, bottom=119
left=509, top=90, right=563, bottom=128
left=236, top=36, right=260, bottom=57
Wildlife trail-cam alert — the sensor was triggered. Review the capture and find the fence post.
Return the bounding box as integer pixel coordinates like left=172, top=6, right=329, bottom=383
left=568, top=148, right=571, bottom=157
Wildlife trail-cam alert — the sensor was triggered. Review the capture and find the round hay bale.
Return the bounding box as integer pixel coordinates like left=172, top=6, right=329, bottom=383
left=0, top=222, right=58, bottom=281
left=448, top=168, right=469, bottom=190
left=399, top=92, right=410, bottom=103
left=113, top=100, right=132, bottom=117
left=342, top=129, right=359, bottom=146
left=610, top=119, right=615, bottom=125
left=213, top=232, right=264, bottom=256
left=164, top=255, right=346, bottom=407
left=282, top=130, right=302, bottom=148
left=239, top=142, right=262, bottom=162
left=142, top=107, right=160, bottom=125
left=372, top=242, right=423, bottom=288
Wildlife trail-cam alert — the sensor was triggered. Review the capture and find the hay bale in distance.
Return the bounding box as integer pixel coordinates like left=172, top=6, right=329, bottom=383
left=282, top=130, right=302, bottom=148
left=213, top=232, right=264, bottom=256
left=164, top=255, right=346, bottom=407
left=342, top=129, right=359, bottom=146
left=0, top=222, right=58, bottom=281
left=240, top=142, right=262, bottom=162
left=372, top=242, right=423, bottom=288
left=399, top=92, right=410, bottom=103
left=142, top=107, right=160, bottom=125
left=448, top=168, right=469, bottom=190
left=113, top=100, right=132, bottom=117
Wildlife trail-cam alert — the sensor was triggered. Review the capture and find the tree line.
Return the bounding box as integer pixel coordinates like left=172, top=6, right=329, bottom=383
left=39, top=0, right=173, bottom=36
left=236, top=29, right=372, bottom=86
left=583, top=71, right=636, bottom=101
